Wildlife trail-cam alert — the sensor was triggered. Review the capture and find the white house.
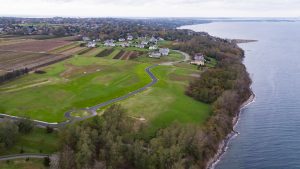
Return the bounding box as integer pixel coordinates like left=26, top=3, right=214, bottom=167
left=136, top=44, right=145, bottom=48
left=149, top=52, right=161, bottom=58
left=104, top=39, right=115, bottom=47
left=149, top=45, right=158, bottom=50
left=87, top=41, right=96, bottom=48
left=119, top=42, right=130, bottom=48
left=82, top=36, right=90, bottom=41
left=190, top=53, right=205, bottom=66
left=149, top=37, right=157, bottom=43
left=159, top=48, right=170, bottom=56
left=141, top=41, right=148, bottom=45
left=127, top=35, right=133, bottom=41
left=119, top=38, right=126, bottom=42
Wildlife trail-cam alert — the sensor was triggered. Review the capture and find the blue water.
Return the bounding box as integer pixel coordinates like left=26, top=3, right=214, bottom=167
left=181, top=22, right=300, bottom=169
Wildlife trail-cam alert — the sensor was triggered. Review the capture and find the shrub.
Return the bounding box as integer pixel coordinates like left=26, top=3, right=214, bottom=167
left=44, top=156, right=51, bottom=167
left=17, top=118, right=34, bottom=134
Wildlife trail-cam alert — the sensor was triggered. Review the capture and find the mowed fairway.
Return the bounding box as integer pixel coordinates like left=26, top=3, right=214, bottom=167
left=0, top=51, right=152, bottom=122
left=120, top=64, right=212, bottom=136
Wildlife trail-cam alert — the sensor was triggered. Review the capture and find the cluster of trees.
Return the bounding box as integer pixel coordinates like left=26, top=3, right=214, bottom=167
left=0, top=118, right=34, bottom=151
left=0, top=68, right=29, bottom=83
left=59, top=105, right=221, bottom=169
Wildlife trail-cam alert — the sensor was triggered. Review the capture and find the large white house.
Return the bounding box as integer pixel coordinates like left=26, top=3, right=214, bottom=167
left=190, top=53, right=205, bottom=66
left=87, top=41, right=96, bottom=48
left=159, top=48, right=170, bottom=56
left=149, top=37, right=158, bottom=43
left=127, top=35, right=133, bottom=41
left=104, top=39, right=115, bottom=47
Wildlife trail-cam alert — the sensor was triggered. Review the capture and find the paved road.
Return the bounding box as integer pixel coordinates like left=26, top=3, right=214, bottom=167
left=0, top=153, right=49, bottom=161
left=159, top=50, right=190, bottom=66
left=0, top=64, right=159, bottom=128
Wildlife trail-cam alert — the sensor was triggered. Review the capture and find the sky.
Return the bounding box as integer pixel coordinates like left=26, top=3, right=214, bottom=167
left=0, top=0, right=300, bottom=18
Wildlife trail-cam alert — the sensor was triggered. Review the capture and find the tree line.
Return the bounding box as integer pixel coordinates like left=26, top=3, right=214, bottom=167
left=58, top=104, right=221, bottom=169
left=0, top=68, right=29, bottom=83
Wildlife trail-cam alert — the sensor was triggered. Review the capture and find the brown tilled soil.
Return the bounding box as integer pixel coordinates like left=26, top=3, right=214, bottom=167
left=0, top=39, right=71, bottom=53
left=60, top=47, right=86, bottom=56
left=115, top=51, right=143, bottom=60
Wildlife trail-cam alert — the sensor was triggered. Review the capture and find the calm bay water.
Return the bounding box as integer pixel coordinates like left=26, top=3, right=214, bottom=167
left=181, top=22, right=300, bottom=169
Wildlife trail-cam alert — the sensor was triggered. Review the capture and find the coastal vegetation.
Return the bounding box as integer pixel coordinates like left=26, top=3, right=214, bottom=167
left=56, top=26, right=251, bottom=168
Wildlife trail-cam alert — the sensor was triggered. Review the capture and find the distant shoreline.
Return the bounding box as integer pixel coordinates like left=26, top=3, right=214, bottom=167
left=232, top=39, right=258, bottom=44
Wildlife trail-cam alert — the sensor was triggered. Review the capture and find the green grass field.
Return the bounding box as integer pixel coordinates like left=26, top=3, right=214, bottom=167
left=0, top=128, right=58, bottom=156
left=0, top=51, right=151, bottom=122
left=120, top=65, right=211, bottom=136
left=0, top=159, right=47, bottom=169
left=0, top=46, right=211, bottom=132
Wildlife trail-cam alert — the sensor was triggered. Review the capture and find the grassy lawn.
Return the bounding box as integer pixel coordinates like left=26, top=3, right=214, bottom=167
left=0, top=159, right=47, bottom=169
left=134, top=50, right=184, bottom=63
left=206, top=57, right=217, bottom=68
left=120, top=64, right=212, bottom=137
left=0, top=51, right=151, bottom=122
left=71, top=109, right=89, bottom=118
left=0, top=128, right=59, bottom=156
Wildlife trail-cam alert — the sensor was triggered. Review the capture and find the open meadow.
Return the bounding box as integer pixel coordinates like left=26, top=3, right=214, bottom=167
left=0, top=48, right=152, bottom=122
left=1, top=45, right=211, bottom=136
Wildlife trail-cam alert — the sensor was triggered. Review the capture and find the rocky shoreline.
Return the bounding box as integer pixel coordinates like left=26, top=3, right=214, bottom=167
left=206, top=92, right=255, bottom=169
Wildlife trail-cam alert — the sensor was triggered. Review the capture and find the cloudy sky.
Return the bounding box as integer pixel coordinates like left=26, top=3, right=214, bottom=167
left=0, top=0, right=300, bottom=17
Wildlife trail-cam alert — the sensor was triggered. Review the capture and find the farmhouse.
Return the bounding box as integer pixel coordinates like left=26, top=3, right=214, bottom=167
left=149, top=52, right=161, bottom=58
left=190, top=53, right=205, bottom=66
left=87, top=41, right=96, bottom=48
left=159, top=48, right=170, bottom=56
